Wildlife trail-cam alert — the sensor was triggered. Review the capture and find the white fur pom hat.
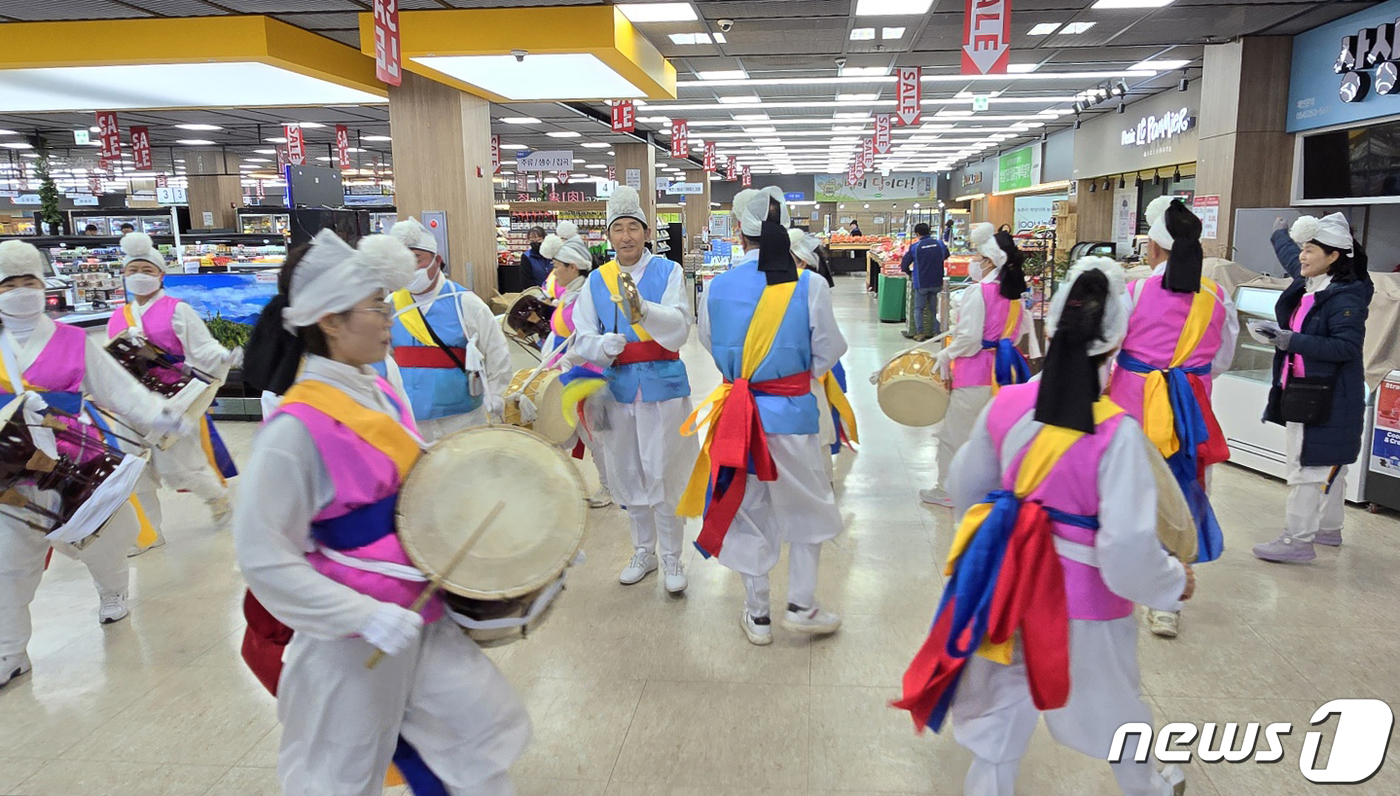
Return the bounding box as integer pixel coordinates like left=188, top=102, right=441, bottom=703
left=607, top=185, right=648, bottom=230
left=970, top=222, right=1006, bottom=269
left=1144, top=195, right=1175, bottom=250
left=542, top=234, right=593, bottom=270
left=389, top=217, right=437, bottom=255
left=1290, top=212, right=1352, bottom=252
left=1046, top=255, right=1129, bottom=356
left=120, top=232, right=166, bottom=270
left=0, top=239, right=45, bottom=281
left=555, top=220, right=579, bottom=240
left=282, top=230, right=416, bottom=331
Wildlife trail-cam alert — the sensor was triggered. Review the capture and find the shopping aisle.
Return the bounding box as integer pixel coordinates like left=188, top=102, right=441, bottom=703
left=2, top=274, right=1399, bottom=796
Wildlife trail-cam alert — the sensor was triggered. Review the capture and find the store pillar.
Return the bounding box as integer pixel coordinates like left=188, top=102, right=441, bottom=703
left=682, top=168, right=710, bottom=253
left=1195, top=36, right=1294, bottom=256
left=614, top=143, right=656, bottom=228
left=185, top=148, right=241, bottom=230
left=387, top=71, right=497, bottom=293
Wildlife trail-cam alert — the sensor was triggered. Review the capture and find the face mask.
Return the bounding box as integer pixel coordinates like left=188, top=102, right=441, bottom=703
left=530, top=241, right=542, bottom=253
left=125, top=273, right=162, bottom=296
left=407, top=267, right=435, bottom=294
left=0, top=288, right=45, bottom=319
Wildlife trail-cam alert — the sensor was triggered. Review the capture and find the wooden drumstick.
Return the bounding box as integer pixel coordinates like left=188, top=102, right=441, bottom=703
left=365, top=501, right=506, bottom=670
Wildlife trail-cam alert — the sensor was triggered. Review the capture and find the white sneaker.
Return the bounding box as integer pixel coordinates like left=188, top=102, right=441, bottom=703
left=919, top=488, right=955, bottom=508
left=1148, top=609, right=1180, bottom=639
left=661, top=555, right=687, bottom=593
left=208, top=496, right=232, bottom=526
left=588, top=486, right=614, bottom=509
left=99, top=592, right=129, bottom=625
left=619, top=548, right=658, bottom=585
left=783, top=604, right=841, bottom=635
left=1160, top=764, right=1186, bottom=795
left=127, top=532, right=165, bottom=558
left=741, top=610, right=773, bottom=646
left=0, top=653, right=31, bottom=689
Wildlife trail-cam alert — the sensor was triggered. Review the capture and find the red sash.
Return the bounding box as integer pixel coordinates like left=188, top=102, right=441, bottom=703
left=394, top=345, right=467, bottom=369
left=241, top=591, right=293, bottom=696
left=614, top=340, right=681, bottom=366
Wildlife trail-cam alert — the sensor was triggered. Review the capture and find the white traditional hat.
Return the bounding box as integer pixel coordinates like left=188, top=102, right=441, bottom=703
left=1144, top=195, right=1176, bottom=250
left=541, top=233, right=592, bottom=270
left=555, top=220, right=579, bottom=240
left=0, top=239, right=45, bottom=281
left=120, top=232, right=166, bottom=269
left=970, top=222, right=1006, bottom=269
left=282, top=230, right=416, bottom=332
left=389, top=217, right=438, bottom=255
left=733, top=186, right=790, bottom=237
left=1290, top=213, right=1353, bottom=252
left=606, top=185, right=648, bottom=229
left=1046, top=255, right=1129, bottom=356
left=788, top=228, right=821, bottom=267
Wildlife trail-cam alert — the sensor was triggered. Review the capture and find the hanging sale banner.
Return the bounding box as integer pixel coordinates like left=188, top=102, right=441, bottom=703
left=155, top=174, right=168, bottom=188
left=862, top=138, right=875, bottom=170
left=726, top=156, right=737, bottom=181
left=671, top=120, right=689, bottom=159
left=896, top=67, right=922, bottom=126
left=741, top=165, right=751, bottom=187
left=285, top=125, right=306, bottom=165
left=335, top=125, right=352, bottom=170
left=96, top=111, right=121, bottom=160
left=557, top=171, right=571, bottom=185
left=373, top=0, right=402, bottom=86
left=611, top=101, right=636, bottom=133
left=516, top=173, right=528, bottom=192
left=874, top=114, right=893, bottom=154
left=256, top=180, right=265, bottom=200
left=276, top=146, right=289, bottom=172
left=961, top=0, right=1011, bottom=76
left=130, top=126, right=153, bottom=171
left=846, top=165, right=858, bottom=187
left=704, top=141, right=716, bottom=172
left=607, top=164, right=616, bottom=181
left=88, top=176, right=103, bottom=195
left=490, top=135, right=501, bottom=175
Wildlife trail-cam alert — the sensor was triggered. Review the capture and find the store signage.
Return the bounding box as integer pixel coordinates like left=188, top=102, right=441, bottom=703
left=741, top=165, right=752, bottom=187
left=74, top=129, right=89, bottom=146
left=862, top=137, right=875, bottom=170
left=657, top=177, right=672, bottom=193
left=961, top=0, right=1011, bottom=76
left=130, top=126, right=152, bottom=171
left=95, top=111, right=121, bottom=160
left=556, top=171, right=571, bottom=185
left=1288, top=1, right=1400, bottom=132
left=607, top=165, right=615, bottom=181
left=703, top=142, right=716, bottom=172
left=973, top=94, right=991, bottom=112
left=72, top=195, right=99, bottom=207
left=1121, top=107, right=1195, bottom=148
left=726, top=155, right=737, bottom=181
left=515, top=173, right=528, bottom=192
left=817, top=172, right=935, bottom=202
left=336, top=125, right=352, bottom=170
left=666, top=182, right=705, bottom=195
left=1336, top=16, right=1400, bottom=103
left=490, top=135, right=500, bottom=175
left=997, top=147, right=1035, bottom=192
left=285, top=125, right=306, bottom=165
left=671, top=119, right=689, bottom=159
left=896, top=67, right=922, bottom=125
left=626, top=167, right=642, bottom=190
left=846, top=165, right=858, bottom=187
left=155, top=174, right=168, bottom=188
left=1013, top=194, right=1063, bottom=232
left=611, top=100, right=636, bottom=133
left=1370, top=373, right=1400, bottom=475
left=962, top=172, right=983, bottom=188
left=256, top=181, right=265, bottom=199
left=517, top=150, right=574, bottom=171
left=276, top=146, right=289, bottom=172
left=156, top=186, right=188, bottom=205
left=373, top=0, right=402, bottom=86
left=873, top=114, right=893, bottom=154
left=11, top=194, right=40, bottom=205
left=88, top=175, right=103, bottom=195
left=1193, top=195, right=1220, bottom=238
left=783, top=192, right=804, bottom=202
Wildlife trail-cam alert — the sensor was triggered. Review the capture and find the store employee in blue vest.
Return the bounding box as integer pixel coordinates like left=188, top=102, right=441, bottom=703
left=901, top=223, right=948, bottom=341
left=571, top=186, right=698, bottom=595
left=380, top=217, right=513, bottom=441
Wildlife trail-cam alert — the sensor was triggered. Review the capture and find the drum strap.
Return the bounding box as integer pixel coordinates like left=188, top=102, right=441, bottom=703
left=315, top=545, right=427, bottom=583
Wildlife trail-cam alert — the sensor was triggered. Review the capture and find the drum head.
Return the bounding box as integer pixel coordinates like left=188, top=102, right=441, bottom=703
left=879, top=377, right=949, bottom=427
left=397, top=426, right=587, bottom=600
left=1149, top=443, right=1197, bottom=564
left=530, top=373, right=573, bottom=445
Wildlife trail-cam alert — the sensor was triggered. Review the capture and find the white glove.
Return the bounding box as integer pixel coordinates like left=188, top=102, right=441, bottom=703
left=933, top=351, right=952, bottom=382
left=150, top=408, right=196, bottom=438
left=484, top=392, right=505, bottom=418
left=360, top=602, right=424, bottom=657
left=224, top=346, right=244, bottom=370
left=602, top=333, right=628, bottom=357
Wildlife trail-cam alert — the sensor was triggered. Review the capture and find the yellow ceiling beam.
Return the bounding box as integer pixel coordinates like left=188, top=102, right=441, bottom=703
left=357, top=6, right=676, bottom=102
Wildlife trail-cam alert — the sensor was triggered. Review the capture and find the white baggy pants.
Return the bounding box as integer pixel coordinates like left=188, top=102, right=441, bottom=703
left=600, top=397, right=696, bottom=559
left=936, top=386, right=993, bottom=491
left=1282, top=423, right=1348, bottom=542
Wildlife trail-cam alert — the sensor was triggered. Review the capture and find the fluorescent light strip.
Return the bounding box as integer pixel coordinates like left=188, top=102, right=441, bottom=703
left=675, top=69, right=1155, bottom=87
left=648, top=96, right=1080, bottom=112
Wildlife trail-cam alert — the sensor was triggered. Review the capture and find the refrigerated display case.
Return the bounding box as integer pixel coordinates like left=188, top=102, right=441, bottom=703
left=239, top=212, right=290, bottom=236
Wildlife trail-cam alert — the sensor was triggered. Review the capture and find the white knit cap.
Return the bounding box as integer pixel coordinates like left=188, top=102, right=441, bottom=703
left=733, top=186, right=790, bottom=237
left=389, top=217, right=437, bottom=255
left=0, top=239, right=45, bottom=281
left=1046, top=255, right=1129, bottom=356
left=556, top=220, right=579, bottom=240
left=788, top=228, right=821, bottom=267
left=1290, top=213, right=1353, bottom=252
left=282, top=230, right=416, bottom=332
left=970, top=222, right=1006, bottom=269
left=541, top=233, right=592, bottom=270
left=1144, top=195, right=1175, bottom=251
left=607, top=185, right=648, bottom=230
left=120, top=232, right=166, bottom=270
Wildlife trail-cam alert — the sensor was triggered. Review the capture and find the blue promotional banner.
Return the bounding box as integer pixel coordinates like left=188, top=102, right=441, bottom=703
left=1288, top=0, right=1400, bottom=133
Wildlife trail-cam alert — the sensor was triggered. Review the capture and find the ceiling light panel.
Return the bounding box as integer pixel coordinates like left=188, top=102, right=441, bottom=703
left=669, top=32, right=713, bottom=45
left=618, top=3, right=698, bottom=22
left=1092, top=0, right=1175, bottom=8
left=1059, top=22, right=1097, bottom=35
left=696, top=70, right=747, bottom=81
left=850, top=28, right=876, bottom=41
left=412, top=54, right=645, bottom=101
left=1028, top=23, right=1061, bottom=36
left=882, top=28, right=906, bottom=40
left=1131, top=59, right=1190, bottom=71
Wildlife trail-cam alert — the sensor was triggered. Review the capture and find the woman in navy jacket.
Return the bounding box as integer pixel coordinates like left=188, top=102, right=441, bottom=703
left=1254, top=213, right=1372, bottom=563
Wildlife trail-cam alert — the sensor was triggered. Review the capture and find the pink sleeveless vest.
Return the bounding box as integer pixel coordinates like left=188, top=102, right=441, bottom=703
left=1108, top=275, right=1227, bottom=421
left=0, top=323, right=106, bottom=463
left=107, top=295, right=186, bottom=388
left=985, top=384, right=1134, bottom=621
left=952, top=281, right=1014, bottom=389
left=270, top=379, right=443, bottom=623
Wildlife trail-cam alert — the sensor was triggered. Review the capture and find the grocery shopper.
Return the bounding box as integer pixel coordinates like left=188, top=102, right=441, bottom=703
left=571, top=186, right=697, bottom=594
left=682, top=187, right=848, bottom=644
left=108, top=232, right=241, bottom=555
left=895, top=256, right=1190, bottom=796
left=519, top=225, right=552, bottom=287
left=380, top=217, right=512, bottom=441
left=849, top=220, right=863, bottom=237
left=1253, top=213, right=1372, bottom=564
left=0, top=239, right=191, bottom=688
left=901, top=222, right=949, bottom=342
left=920, top=223, right=1039, bottom=508
left=233, top=230, right=530, bottom=796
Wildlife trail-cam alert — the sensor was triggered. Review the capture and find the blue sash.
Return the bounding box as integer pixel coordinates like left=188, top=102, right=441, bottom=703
left=308, top=494, right=397, bottom=551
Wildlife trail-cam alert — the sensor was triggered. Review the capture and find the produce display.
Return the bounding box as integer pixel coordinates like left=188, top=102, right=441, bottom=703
left=825, top=234, right=892, bottom=246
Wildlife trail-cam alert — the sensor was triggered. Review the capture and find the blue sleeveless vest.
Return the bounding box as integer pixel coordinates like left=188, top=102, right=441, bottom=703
left=383, top=281, right=482, bottom=420
left=586, top=256, right=691, bottom=403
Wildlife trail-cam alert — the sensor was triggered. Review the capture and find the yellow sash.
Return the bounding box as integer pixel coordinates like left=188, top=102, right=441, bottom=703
left=281, top=380, right=420, bottom=480
left=0, top=355, right=40, bottom=394
left=596, top=261, right=653, bottom=342
left=120, top=303, right=137, bottom=331
left=677, top=280, right=799, bottom=517
left=944, top=396, right=1124, bottom=663
left=1138, top=277, right=1219, bottom=459
left=390, top=289, right=437, bottom=348
left=819, top=371, right=859, bottom=446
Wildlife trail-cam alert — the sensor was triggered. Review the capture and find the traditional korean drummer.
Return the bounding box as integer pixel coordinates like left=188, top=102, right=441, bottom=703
left=233, top=230, right=530, bottom=796
left=0, top=239, right=190, bottom=689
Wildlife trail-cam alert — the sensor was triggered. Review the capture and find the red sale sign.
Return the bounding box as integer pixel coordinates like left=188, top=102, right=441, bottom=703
left=373, top=0, right=402, bottom=86
left=155, top=174, right=168, bottom=188
left=741, top=165, right=751, bottom=188
left=862, top=137, right=875, bottom=170
left=129, top=126, right=153, bottom=171
left=285, top=125, right=306, bottom=165
left=726, top=156, right=737, bottom=181
left=703, top=142, right=716, bottom=172
left=607, top=165, right=616, bottom=181
left=611, top=101, right=635, bottom=133
left=962, top=0, right=1011, bottom=76
left=96, top=111, right=121, bottom=160
left=557, top=171, right=571, bottom=185
left=896, top=67, right=922, bottom=126
left=671, top=120, right=689, bottom=159
left=874, top=114, right=893, bottom=155
left=490, top=134, right=501, bottom=175
left=846, top=165, right=858, bottom=187
left=336, top=125, right=352, bottom=170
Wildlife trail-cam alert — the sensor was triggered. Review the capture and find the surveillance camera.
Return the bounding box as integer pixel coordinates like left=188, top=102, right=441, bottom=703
left=511, top=49, right=528, bottom=63
left=834, top=57, right=847, bottom=68
left=717, top=19, right=734, bottom=32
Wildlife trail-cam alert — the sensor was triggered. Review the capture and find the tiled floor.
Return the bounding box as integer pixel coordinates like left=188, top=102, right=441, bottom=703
left=4, top=275, right=1399, bottom=795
